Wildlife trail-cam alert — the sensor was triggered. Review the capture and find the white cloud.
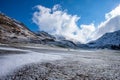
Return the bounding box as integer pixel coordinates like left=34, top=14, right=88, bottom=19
left=33, top=4, right=95, bottom=43
left=105, top=4, right=120, bottom=20
left=33, top=4, right=120, bottom=43
left=52, top=4, right=61, bottom=11
left=92, top=4, right=120, bottom=41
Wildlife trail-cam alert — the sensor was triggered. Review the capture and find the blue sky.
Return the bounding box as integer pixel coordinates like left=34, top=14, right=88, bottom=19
left=0, top=0, right=120, bottom=31
left=0, top=0, right=120, bottom=42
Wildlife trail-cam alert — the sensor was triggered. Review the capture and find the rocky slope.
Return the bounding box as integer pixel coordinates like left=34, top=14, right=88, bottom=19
left=0, top=13, right=78, bottom=48
left=0, top=13, right=39, bottom=43
left=0, top=13, right=58, bottom=44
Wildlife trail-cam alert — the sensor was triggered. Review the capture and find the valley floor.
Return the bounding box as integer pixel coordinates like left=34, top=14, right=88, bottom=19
left=0, top=44, right=120, bottom=80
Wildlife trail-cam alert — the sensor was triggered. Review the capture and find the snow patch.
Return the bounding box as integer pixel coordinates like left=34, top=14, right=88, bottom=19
left=0, top=47, right=62, bottom=77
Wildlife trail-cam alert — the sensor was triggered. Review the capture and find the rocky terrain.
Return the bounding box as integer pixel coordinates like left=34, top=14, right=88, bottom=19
left=0, top=13, right=38, bottom=43
left=0, top=46, right=120, bottom=80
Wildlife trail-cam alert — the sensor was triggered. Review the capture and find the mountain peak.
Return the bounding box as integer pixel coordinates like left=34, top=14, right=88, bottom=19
left=88, top=30, right=120, bottom=49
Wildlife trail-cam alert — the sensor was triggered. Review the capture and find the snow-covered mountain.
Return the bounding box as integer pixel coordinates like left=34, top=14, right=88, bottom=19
left=88, top=30, right=120, bottom=49
left=47, top=40, right=77, bottom=48
left=36, top=31, right=55, bottom=40
left=1, top=13, right=120, bottom=49
left=93, top=15, right=120, bottom=40
left=35, top=31, right=80, bottom=48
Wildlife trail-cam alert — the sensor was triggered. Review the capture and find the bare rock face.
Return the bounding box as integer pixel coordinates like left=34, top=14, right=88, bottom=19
left=0, top=13, right=38, bottom=43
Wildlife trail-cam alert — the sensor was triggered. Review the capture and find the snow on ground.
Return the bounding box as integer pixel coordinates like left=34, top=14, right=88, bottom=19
left=23, top=45, right=68, bottom=51
left=0, top=47, right=28, bottom=52
left=1, top=46, right=120, bottom=79
left=0, top=47, right=62, bottom=77
left=2, top=48, right=120, bottom=80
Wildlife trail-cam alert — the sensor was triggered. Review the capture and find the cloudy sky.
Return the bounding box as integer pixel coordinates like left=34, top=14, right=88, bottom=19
left=0, top=0, right=120, bottom=43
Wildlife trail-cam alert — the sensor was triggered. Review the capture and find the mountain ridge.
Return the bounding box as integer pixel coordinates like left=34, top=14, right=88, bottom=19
left=1, top=13, right=120, bottom=50
left=0, top=13, right=78, bottom=48
left=88, top=30, right=120, bottom=49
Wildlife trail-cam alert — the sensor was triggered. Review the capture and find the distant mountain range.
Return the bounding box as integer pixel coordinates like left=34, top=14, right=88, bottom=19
left=88, top=30, right=120, bottom=49
left=0, top=13, right=120, bottom=49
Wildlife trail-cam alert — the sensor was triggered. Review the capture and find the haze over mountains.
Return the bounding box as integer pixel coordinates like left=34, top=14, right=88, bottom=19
left=0, top=13, right=120, bottom=49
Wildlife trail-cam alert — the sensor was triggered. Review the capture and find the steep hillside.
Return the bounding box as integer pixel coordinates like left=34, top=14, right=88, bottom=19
left=0, top=13, right=78, bottom=48
left=88, top=30, right=120, bottom=49
left=0, top=13, right=38, bottom=43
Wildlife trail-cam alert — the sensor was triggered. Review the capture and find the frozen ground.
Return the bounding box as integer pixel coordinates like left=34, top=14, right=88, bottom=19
left=0, top=46, right=62, bottom=78
left=0, top=45, right=120, bottom=80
